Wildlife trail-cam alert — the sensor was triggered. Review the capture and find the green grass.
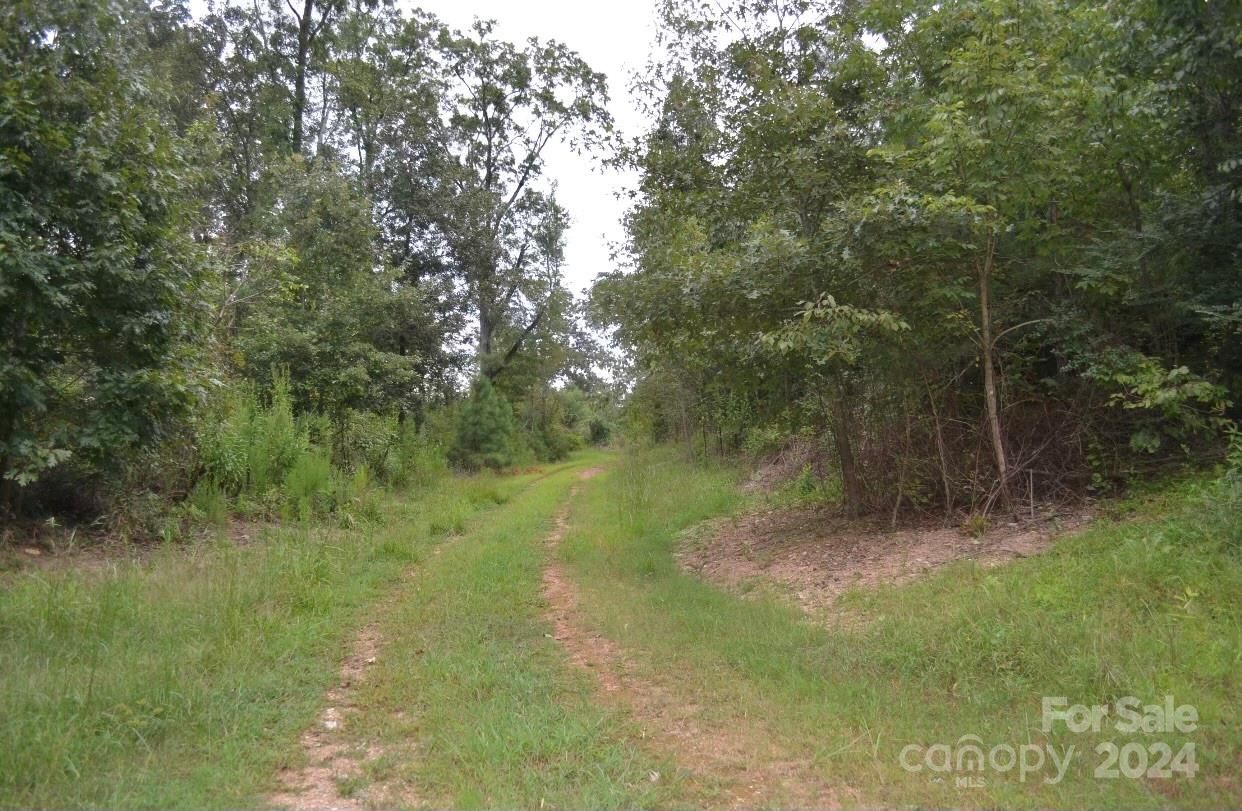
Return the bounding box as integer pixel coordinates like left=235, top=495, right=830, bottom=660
left=560, top=448, right=1241, bottom=809
left=4, top=443, right=1237, bottom=809
left=0, top=464, right=557, bottom=809
left=346, top=449, right=672, bottom=808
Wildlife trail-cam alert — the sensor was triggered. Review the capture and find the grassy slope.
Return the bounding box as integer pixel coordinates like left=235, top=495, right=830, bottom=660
left=561, top=448, right=1241, bottom=809
left=346, top=450, right=670, bottom=809
left=0, top=462, right=572, bottom=808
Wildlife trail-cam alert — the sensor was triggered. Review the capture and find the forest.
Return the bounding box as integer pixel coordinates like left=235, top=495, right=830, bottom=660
left=3, top=0, right=1240, bottom=529
left=598, top=0, right=1241, bottom=516
left=3, top=0, right=615, bottom=527
left=1, top=0, right=1239, bottom=809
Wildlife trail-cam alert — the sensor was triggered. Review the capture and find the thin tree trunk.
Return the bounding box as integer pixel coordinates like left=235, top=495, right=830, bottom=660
left=0, top=458, right=12, bottom=516
left=892, top=401, right=913, bottom=529
left=978, top=229, right=1011, bottom=507
left=925, top=378, right=954, bottom=518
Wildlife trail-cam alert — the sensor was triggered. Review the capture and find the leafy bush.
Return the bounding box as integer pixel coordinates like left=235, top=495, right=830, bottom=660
left=331, top=410, right=397, bottom=473
left=382, top=424, right=447, bottom=489
left=191, top=375, right=450, bottom=526
left=527, top=421, right=583, bottom=462
left=588, top=417, right=612, bottom=446
left=199, top=374, right=308, bottom=499
left=0, top=0, right=206, bottom=504
left=333, top=464, right=382, bottom=526
left=513, top=384, right=614, bottom=462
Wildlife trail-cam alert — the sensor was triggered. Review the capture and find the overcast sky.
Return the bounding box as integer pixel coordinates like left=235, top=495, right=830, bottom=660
left=412, top=0, right=658, bottom=298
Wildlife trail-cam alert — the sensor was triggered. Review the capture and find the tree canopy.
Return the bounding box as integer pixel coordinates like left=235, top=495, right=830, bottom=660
left=0, top=0, right=614, bottom=513
left=595, top=0, right=1240, bottom=515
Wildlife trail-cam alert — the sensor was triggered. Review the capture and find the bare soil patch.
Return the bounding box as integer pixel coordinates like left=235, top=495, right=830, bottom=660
left=541, top=470, right=842, bottom=809
left=678, top=504, right=1092, bottom=620
left=270, top=576, right=419, bottom=810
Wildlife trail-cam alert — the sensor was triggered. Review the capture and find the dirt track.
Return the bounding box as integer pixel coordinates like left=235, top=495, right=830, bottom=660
left=540, top=468, right=840, bottom=809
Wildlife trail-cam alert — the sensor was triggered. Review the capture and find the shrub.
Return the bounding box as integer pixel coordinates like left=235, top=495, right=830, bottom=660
left=451, top=378, right=526, bottom=470
left=284, top=449, right=333, bottom=521
left=383, top=424, right=447, bottom=489
left=189, top=480, right=229, bottom=527
left=588, top=417, right=612, bottom=446
left=197, top=375, right=355, bottom=521
left=245, top=375, right=306, bottom=494
left=199, top=374, right=307, bottom=498
left=333, top=464, right=382, bottom=526
left=332, top=410, right=398, bottom=474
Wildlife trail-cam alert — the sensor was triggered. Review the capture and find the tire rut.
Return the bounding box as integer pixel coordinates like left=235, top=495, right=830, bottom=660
left=269, top=567, right=426, bottom=811
left=269, top=467, right=571, bottom=810
left=541, top=468, right=840, bottom=809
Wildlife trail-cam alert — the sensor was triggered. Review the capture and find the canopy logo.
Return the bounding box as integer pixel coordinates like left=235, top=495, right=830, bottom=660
left=898, top=696, right=1199, bottom=789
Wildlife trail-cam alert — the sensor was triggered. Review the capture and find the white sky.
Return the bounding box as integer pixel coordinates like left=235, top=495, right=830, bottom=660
left=410, top=0, right=658, bottom=298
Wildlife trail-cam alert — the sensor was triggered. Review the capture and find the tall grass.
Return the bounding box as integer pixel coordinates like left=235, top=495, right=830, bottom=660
left=0, top=465, right=553, bottom=808
left=562, top=449, right=1242, bottom=808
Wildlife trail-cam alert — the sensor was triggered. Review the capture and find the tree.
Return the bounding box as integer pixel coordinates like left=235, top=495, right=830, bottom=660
left=450, top=376, right=524, bottom=470
left=601, top=0, right=1239, bottom=516
left=0, top=0, right=206, bottom=507
left=280, top=0, right=348, bottom=152
left=431, top=21, right=611, bottom=377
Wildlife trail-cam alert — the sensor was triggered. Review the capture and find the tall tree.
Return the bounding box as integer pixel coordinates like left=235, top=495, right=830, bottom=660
left=431, top=21, right=611, bottom=377
left=278, top=0, right=348, bottom=152
left=601, top=0, right=1239, bottom=516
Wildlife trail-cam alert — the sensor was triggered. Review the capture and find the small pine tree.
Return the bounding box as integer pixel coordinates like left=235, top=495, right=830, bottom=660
left=451, top=377, right=524, bottom=470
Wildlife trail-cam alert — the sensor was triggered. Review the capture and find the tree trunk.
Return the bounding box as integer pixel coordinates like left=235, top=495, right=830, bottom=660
left=925, top=378, right=954, bottom=518
left=826, top=386, right=864, bottom=517
left=978, top=230, right=1011, bottom=507
left=291, top=0, right=314, bottom=153
left=477, top=295, right=495, bottom=374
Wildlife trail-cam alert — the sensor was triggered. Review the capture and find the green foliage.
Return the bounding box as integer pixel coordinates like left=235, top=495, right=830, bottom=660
left=2, top=0, right=615, bottom=529
left=597, top=0, right=1242, bottom=512
left=231, top=160, right=449, bottom=421
left=283, top=449, right=332, bottom=521
left=6, top=0, right=1236, bottom=536
left=198, top=375, right=307, bottom=501
left=450, top=377, right=527, bottom=471
left=1228, top=426, right=1242, bottom=481
left=431, top=21, right=612, bottom=380
left=0, top=463, right=555, bottom=808
left=388, top=426, right=449, bottom=490
left=0, top=0, right=207, bottom=500
left=515, top=386, right=584, bottom=462
left=193, top=374, right=449, bottom=523
left=188, top=480, right=229, bottom=527
left=1085, top=350, right=1231, bottom=454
